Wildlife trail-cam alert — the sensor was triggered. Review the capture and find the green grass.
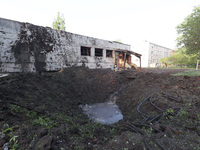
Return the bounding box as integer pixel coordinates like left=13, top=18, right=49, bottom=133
left=143, top=67, right=195, bottom=69
left=172, top=70, right=200, bottom=76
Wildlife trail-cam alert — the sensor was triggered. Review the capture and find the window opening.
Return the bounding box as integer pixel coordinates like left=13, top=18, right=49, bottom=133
left=106, top=50, right=113, bottom=57
left=81, top=46, right=91, bottom=56
left=95, top=48, right=103, bottom=57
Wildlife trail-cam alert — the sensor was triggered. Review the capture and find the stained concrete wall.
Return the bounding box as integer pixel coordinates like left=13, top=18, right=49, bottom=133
left=0, top=17, right=131, bottom=72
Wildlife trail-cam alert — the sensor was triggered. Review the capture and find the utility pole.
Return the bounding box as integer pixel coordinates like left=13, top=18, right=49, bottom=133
left=196, top=51, right=200, bottom=70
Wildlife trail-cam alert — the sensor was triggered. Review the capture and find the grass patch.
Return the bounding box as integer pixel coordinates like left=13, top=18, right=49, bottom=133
left=172, top=70, right=200, bottom=76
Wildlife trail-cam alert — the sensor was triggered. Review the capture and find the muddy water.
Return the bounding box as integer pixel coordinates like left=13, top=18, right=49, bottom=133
left=0, top=74, right=9, bottom=78
left=80, top=102, right=123, bottom=124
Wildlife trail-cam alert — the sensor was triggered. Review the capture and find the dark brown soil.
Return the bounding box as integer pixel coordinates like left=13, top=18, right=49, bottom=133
left=0, top=67, right=199, bottom=150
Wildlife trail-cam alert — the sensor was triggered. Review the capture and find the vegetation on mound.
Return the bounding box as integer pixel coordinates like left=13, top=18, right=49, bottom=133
left=1, top=103, right=122, bottom=150
left=172, top=70, right=200, bottom=76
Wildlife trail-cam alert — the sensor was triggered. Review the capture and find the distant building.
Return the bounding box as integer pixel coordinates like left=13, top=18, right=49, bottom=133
left=132, top=40, right=172, bottom=67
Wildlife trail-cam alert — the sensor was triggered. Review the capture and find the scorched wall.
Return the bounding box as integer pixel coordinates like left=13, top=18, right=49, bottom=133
left=0, top=17, right=131, bottom=72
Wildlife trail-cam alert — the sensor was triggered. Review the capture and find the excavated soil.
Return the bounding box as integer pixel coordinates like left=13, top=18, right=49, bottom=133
left=0, top=67, right=200, bottom=150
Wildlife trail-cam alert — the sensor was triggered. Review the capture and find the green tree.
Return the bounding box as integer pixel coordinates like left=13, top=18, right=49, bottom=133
left=176, top=6, right=200, bottom=69
left=177, top=47, right=197, bottom=67
left=52, top=12, right=66, bottom=31
left=159, top=57, right=169, bottom=66
left=114, top=39, right=122, bottom=43
left=159, top=48, right=197, bottom=68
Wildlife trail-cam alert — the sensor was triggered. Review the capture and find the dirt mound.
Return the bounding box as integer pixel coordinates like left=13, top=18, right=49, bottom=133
left=0, top=67, right=199, bottom=149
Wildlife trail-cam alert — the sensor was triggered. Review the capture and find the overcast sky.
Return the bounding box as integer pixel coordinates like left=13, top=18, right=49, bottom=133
left=0, top=0, right=199, bottom=49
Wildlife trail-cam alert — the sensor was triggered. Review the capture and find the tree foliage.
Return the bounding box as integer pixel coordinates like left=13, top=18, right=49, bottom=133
left=52, top=12, right=66, bottom=31
left=176, top=6, right=200, bottom=55
left=159, top=48, right=198, bottom=68
left=114, top=39, right=122, bottom=43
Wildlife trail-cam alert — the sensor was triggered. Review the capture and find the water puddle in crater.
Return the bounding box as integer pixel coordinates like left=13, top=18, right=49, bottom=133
left=0, top=74, right=9, bottom=78
left=79, top=102, right=123, bottom=124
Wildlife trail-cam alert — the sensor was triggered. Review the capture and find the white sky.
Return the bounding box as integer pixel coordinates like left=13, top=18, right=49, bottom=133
left=0, top=0, right=199, bottom=49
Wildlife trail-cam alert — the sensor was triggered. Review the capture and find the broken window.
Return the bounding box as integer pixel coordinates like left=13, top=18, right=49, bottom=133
left=106, top=50, right=113, bottom=58
left=95, top=48, right=103, bottom=57
left=81, top=46, right=91, bottom=56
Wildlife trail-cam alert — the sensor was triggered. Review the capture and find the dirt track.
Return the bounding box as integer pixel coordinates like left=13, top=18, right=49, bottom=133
left=0, top=67, right=200, bottom=149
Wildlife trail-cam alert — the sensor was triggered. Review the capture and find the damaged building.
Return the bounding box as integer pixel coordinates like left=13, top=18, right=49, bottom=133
left=0, top=17, right=141, bottom=72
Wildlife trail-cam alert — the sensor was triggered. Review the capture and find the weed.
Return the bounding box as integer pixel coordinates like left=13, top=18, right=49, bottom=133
left=172, top=70, right=200, bottom=76
left=25, top=111, right=37, bottom=118
left=165, top=108, right=174, bottom=114
left=165, top=108, right=176, bottom=120
left=78, top=124, right=94, bottom=139
left=104, top=137, right=108, bottom=142
left=9, top=135, right=19, bottom=150
left=1, top=124, right=17, bottom=137
left=149, top=141, right=154, bottom=145
left=146, top=127, right=153, bottom=136
left=33, top=116, right=57, bottom=129
left=110, top=128, right=116, bottom=134
left=142, top=127, right=153, bottom=137
left=2, top=127, right=13, bottom=134
left=1, top=124, right=19, bottom=150
left=74, top=146, right=80, bottom=150
left=10, top=104, right=23, bottom=113
left=185, top=103, right=192, bottom=107
left=9, top=104, right=38, bottom=119
left=179, top=110, right=189, bottom=117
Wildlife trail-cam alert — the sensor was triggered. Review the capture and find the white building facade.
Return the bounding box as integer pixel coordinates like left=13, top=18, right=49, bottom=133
left=132, top=40, right=172, bottom=67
